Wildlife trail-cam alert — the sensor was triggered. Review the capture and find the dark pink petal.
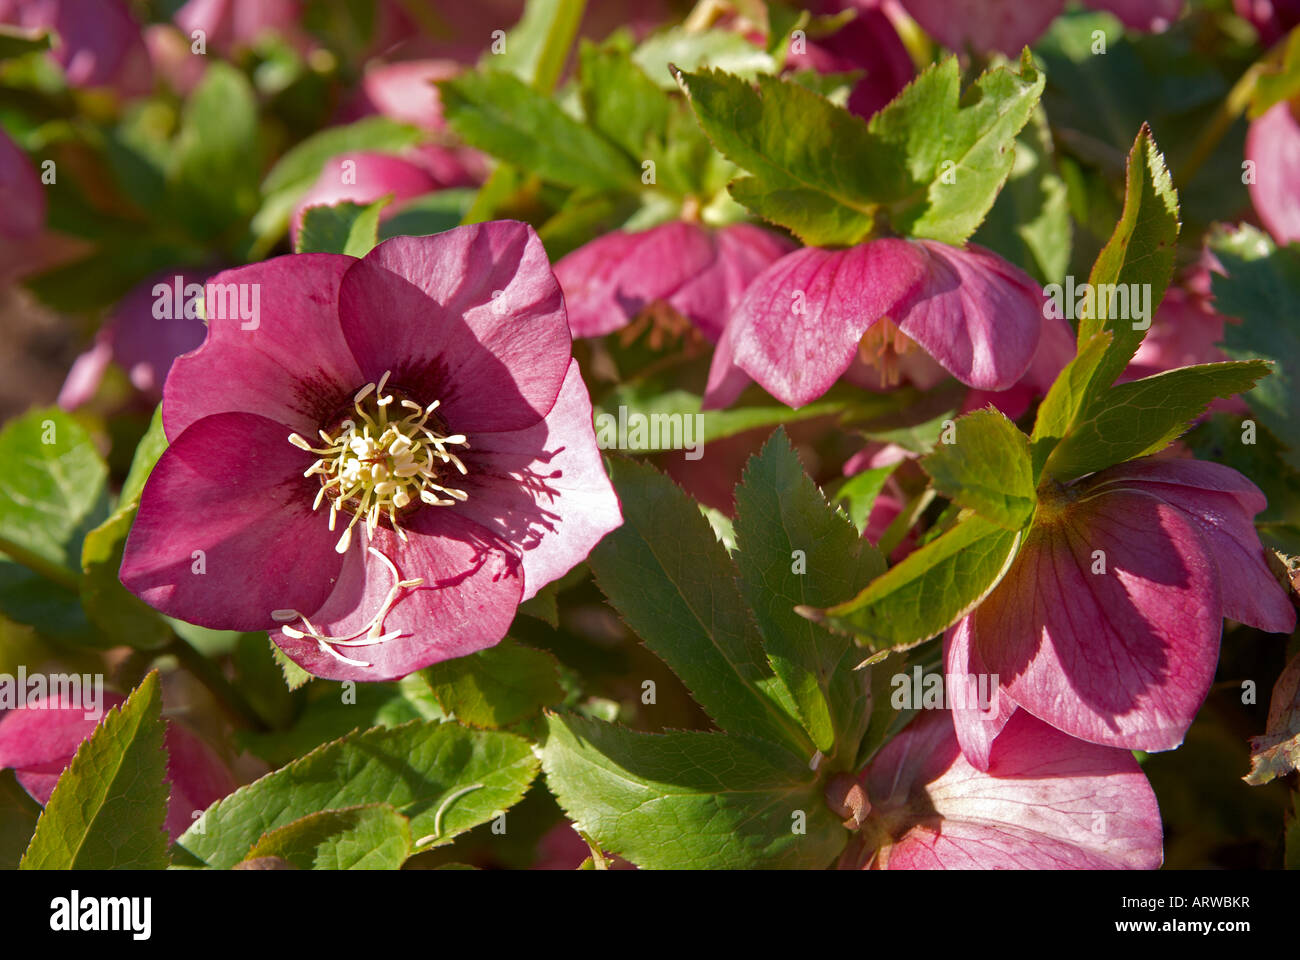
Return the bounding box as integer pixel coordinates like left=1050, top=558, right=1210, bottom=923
left=290, top=152, right=440, bottom=244
left=1121, top=286, right=1234, bottom=384
left=339, top=223, right=571, bottom=433
left=944, top=619, right=1018, bottom=772
left=669, top=223, right=796, bottom=342
left=162, top=721, right=237, bottom=839
left=555, top=222, right=717, bottom=338
left=1089, top=0, right=1184, bottom=31
left=121, top=412, right=345, bottom=631
left=864, top=709, right=1162, bottom=869
left=0, top=126, right=45, bottom=241
left=453, top=360, right=622, bottom=601
left=729, top=240, right=926, bottom=408
left=1234, top=0, right=1300, bottom=45
left=972, top=491, right=1221, bottom=752
left=163, top=254, right=362, bottom=437
left=1087, top=459, right=1295, bottom=634
left=278, top=518, right=524, bottom=682
left=786, top=0, right=913, bottom=118
left=4, top=0, right=152, bottom=92
left=893, top=241, right=1045, bottom=392
left=701, top=319, right=752, bottom=410
left=1246, top=101, right=1300, bottom=246
left=896, top=0, right=1064, bottom=55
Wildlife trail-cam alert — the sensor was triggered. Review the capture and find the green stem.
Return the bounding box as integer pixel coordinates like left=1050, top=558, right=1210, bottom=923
left=0, top=536, right=79, bottom=592
left=1175, top=61, right=1264, bottom=187
left=165, top=633, right=267, bottom=732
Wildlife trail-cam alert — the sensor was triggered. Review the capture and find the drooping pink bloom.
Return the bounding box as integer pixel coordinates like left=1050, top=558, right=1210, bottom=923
left=945, top=457, right=1295, bottom=767
left=290, top=151, right=442, bottom=246
left=120, top=222, right=622, bottom=682
left=1245, top=100, right=1300, bottom=246
left=852, top=708, right=1163, bottom=869
left=895, top=0, right=1183, bottom=55
left=1234, top=0, right=1300, bottom=46
left=0, top=0, right=152, bottom=94
left=58, top=269, right=214, bottom=409
left=718, top=238, right=1064, bottom=409
left=784, top=0, right=914, bottom=119
left=0, top=692, right=236, bottom=840
left=342, top=60, right=488, bottom=189
left=0, top=125, right=46, bottom=281
left=555, top=221, right=796, bottom=343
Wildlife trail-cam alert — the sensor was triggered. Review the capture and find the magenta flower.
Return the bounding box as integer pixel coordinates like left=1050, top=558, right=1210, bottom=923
left=290, top=151, right=442, bottom=247
left=0, top=692, right=236, bottom=840
left=717, top=238, right=1065, bottom=408
left=1234, top=0, right=1300, bottom=45
left=850, top=708, right=1162, bottom=869
left=895, top=0, right=1183, bottom=56
left=945, top=457, right=1295, bottom=766
left=555, top=220, right=795, bottom=342
left=58, top=268, right=214, bottom=409
left=1245, top=101, right=1300, bottom=246
left=120, top=222, right=621, bottom=681
left=0, top=0, right=151, bottom=94
left=783, top=0, right=914, bottom=119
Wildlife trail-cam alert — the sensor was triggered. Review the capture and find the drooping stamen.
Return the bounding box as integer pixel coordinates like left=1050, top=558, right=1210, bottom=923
left=272, top=546, right=425, bottom=668
left=858, top=317, right=916, bottom=389
left=288, top=370, right=470, bottom=553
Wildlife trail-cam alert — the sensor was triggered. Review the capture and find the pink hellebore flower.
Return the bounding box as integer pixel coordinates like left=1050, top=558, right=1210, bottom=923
left=349, top=60, right=489, bottom=188
left=896, top=0, right=1183, bottom=56
left=945, top=458, right=1295, bottom=767
left=0, top=0, right=151, bottom=94
left=0, top=692, right=236, bottom=841
left=783, top=0, right=915, bottom=119
left=717, top=238, right=1071, bottom=409
left=1245, top=100, right=1300, bottom=246
left=852, top=708, right=1163, bottom=868
left=58, top=269, right=214, bottom=409
left=554, top=220, right=796, bottom=343
left=120, top=222, right=622, bottom=681
left=290, top=151, right=442, bottom=247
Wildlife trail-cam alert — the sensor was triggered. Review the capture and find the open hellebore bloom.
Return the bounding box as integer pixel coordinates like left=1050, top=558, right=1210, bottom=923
left=716, top=238, right=1071, bottom=409
left=0, top=692, right=236, bottom=840
left=1245, top=100, right=1300, bottom=246
left=945, top=457, right=1295, bottom=767
left=848, top=708, right=1163, bottom=869
left=555, top=220, right=795, bottom=342
left=895, top=0, right=1183, bottom=56
left=119, top=222, right=622, bottom=681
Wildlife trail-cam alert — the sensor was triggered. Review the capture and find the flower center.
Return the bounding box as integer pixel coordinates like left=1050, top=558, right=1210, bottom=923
left=288, top=370, right=470, bottom=555
left=858, top=317, right=916, bottom=388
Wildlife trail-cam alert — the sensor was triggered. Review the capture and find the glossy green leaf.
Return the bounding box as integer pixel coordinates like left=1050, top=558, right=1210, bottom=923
left=241, top=804, right=412, bottom=870
left=179, top=721, right=537, bottom=868
left=588, top=457, right=812, bottom=752
left=732, top=430, right=882, bottom=755
left=412, top=639, right=564, bottom=729
left=920, top=408, right=1035, bottom=530
left=20, top=672, right=168, bottom=870
left=295, top=196, right=391, bottom=256
left=820, top=515, right=1021, bottom=652
left=541, top=714, right=847, bottom=869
